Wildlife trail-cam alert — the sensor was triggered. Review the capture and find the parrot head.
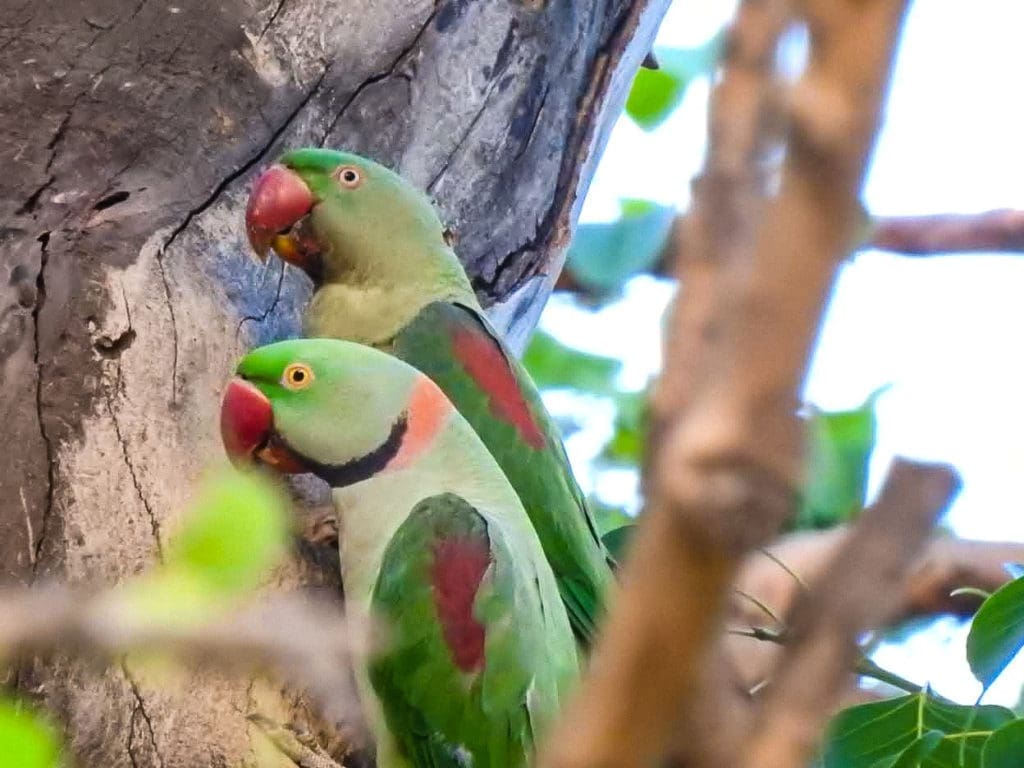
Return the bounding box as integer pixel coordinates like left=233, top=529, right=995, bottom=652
left=245, top=148, right=463, bottom=289
left=221, top=338, right=452, bottom=486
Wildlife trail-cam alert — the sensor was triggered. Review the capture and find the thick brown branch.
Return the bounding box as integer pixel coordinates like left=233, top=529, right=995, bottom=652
left=539, top=0, right=792, bottom=765
left=742, top=459, right=959, bottom=768
left=540, top=0, right=909, bottom=765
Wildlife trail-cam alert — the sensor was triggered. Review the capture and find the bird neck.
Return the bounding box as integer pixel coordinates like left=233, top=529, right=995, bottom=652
left=331, top=415, right=517, bottom=607
left=306, top=246, right=479, bottom=346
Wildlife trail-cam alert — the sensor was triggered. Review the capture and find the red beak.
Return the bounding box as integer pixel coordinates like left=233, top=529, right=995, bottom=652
left=245, top=164, right=314, bottom=258
left=221, top=378, right=273, bottom=465
left=220, top=377, right=309, bottom=473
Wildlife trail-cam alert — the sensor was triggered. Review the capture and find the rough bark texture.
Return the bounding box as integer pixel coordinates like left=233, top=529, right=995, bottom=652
left=0, top=0, right=668, bottom=764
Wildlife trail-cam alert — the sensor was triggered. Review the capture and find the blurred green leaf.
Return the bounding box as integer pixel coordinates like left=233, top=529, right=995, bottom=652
left=790, top=389, right=884, bottom=532
left=823, top=692, right=1014, bottom=768
left=523, top=330, right=621, bottom=395
left=565, top=199, right=675, bottom=297
left=124, top=469, right=289, bottom=624
left=165, top=470, right=289, bottom=595
left=600, top=391, right=647, bottom=467
left=0, top=698, right=60, bottom=768
left=982, top=719, right=1024, bottom=767
left=601, top=524, right=635, bottom=562
left=625, top=33, right=724, bottom=130
left=589, top=498, right=633, bottom=536
left=967, top=576, right=1024, bottom=690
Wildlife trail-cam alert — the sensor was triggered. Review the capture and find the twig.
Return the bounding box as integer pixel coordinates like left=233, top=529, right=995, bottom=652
left=871, top=209, right=1024, bottom=255
left=729, top=624, right=926, bottom=696
left=556, top=207, right=1024, bottom=298
left=742, top=459, right=959, bottom=768
left=736, top=529, right=1024, bottom=629
left=853, top=657, right=924, bottom=697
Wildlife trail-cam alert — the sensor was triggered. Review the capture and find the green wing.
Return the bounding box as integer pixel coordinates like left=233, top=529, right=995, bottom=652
left=391, top=302, right=614, bottom=645
left=369, top=493, right=577, bottom=768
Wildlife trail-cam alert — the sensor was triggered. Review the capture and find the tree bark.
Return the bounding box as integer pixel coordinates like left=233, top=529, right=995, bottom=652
left=0, top=1, right=668, bottom=764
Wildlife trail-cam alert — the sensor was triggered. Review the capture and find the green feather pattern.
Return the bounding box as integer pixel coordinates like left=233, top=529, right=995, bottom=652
left=369, top=493, right=576, bottom=768
left=391, top=302, right=615, bottom=645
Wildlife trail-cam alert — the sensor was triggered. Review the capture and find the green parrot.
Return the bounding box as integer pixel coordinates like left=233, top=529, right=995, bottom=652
left=220, top=338, right=579, bottom=768
left=244, top=148, right=615, bottom=644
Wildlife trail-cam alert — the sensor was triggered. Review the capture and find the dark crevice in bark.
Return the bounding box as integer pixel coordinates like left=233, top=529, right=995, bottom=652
left=44, top=99, right=78, bottom=173
left=26, top=90, right=87, bottom=216
left=123, top=661, right=165, bottom=768
left=102, top=288, right=162, bottom=556
left=16, top=178, right=54, bottom=216
left=153, top=259, right=180, bottom=405
left=236, top=257, right=286, bottom=338
left=474, top=1, right=643, bottom=299
left=257, top=0, right=289, bottom=41
left=514, top=83, right=551, bottom=161
left=318, top=5, right=440, bottom=145
left=158, top=65, right=331, bottom=404
left=427, top=89, right=494, bottom=193
left=105, top=389, right=163, bottom=558
left=31, top=231, right=53, bottom=575
left=93, top=190, right=130, bottom=211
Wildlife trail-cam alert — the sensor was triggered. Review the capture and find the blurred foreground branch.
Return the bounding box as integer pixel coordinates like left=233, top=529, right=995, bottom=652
left=539, top=0, right=911, bottom=766
left=0, top=586, right=365, bottom=734
left=555, top=209, right=1024, bottom=298
left=870, top=209, right=1024, bottom=255
left=742, top=459, right=958, bottom=768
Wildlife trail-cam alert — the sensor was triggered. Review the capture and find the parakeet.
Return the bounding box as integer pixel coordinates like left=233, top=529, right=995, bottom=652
left=244, top=148, right=614, bottom=644
left=220, top=338, right=579, bottom=768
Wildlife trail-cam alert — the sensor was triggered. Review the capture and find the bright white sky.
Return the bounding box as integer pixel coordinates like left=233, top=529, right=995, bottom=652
left=539, top=0, right=1024, bottom=704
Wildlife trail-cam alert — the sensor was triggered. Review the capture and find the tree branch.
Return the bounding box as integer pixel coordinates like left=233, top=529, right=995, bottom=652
left=871, top=209, right=1024, bottom=255
left=554, top=207, right=1024, bottom=298
left=0, top=586, right=365, bottom=734
left=728, top=528, right=1024, bottom=690
left=741, top=459, right=959, bottom=768
left=539, top=0, right=909, bottom=764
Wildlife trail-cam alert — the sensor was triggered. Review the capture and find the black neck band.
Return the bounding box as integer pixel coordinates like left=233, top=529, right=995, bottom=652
left=275, top=415, right=408, bottom=488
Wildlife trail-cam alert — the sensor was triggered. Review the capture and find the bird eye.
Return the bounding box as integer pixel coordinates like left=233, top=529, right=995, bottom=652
left=335, top=165, right=362, bottom=189
left=282, top=363, right=314, bottom=390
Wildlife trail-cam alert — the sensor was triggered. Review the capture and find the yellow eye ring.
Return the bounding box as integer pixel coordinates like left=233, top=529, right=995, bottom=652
left=334, top=165, right=363, bottom=189
left=282, top=363, right=314, bottom=390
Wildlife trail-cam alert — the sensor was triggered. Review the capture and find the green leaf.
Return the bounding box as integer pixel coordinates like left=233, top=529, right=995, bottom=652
left=790, top=389, right=884, bottom=532
left=967, top=575, right=1024, bottom=690
left=823, top=692, right=1013, bottom=768
left=601, top=524, right=635, bottom=562
left=982, top=719, right=1024, bottom=768
left=164, top=469, right=289, bottom=595
left=599, top=390, right=647, bottom=467
left=523, top=330, right=621, bottom=395
left=890, top=731, right=944, bottom=768
left=625, top=34, right=724, bottom=130
left=590, top=498, right=633, bottom=536
left=565, top=200, right=675, bottom=296
left=0, top=699, right=60, bottom=768
left=121, top=470, right=289, bottom=626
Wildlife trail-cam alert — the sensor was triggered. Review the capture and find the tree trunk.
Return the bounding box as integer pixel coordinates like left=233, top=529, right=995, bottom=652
left=1, top=0, right=667, bottom=765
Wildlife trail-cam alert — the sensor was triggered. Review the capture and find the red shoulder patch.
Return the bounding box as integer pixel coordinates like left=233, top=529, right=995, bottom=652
left=451, top=325, right=546, bottom=450
left=431, top=536, right=491, bottom=672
